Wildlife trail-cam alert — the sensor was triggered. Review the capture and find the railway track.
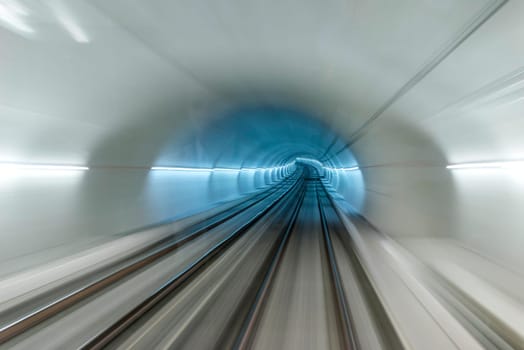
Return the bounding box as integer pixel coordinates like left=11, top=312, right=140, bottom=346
left=1, top=169, right=396, bottom=349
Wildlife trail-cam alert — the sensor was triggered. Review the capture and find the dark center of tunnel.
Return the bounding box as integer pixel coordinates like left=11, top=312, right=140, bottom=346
left=153, top=105, right=359, bottom=170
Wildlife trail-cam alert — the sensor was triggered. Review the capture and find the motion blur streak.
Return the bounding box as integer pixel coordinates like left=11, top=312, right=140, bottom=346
left=447, top=161, right=524, bottom=170
left=1, top=0, right=524, bottom=349
left=0, top=0, right=32, bottom=35
left=0, top=163, right=89, bottom=171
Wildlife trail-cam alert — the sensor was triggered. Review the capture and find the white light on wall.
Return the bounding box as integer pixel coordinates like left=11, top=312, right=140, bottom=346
left=151, top=165, right=289, bottom=173
left=213, top=168, right=241, bottom=173
left=2, top=0, right=28, bottom=15
left=327, top=166, right=359, bottom=171
left=49, top=0, right=89, bottom=43
left=0, top=0, right=34, bottom=35
left=60, top=17, right=89, bottom=43
left=446, top=161, right=524, bottom=170
left=151, top=167, right=213, bottom=172
left=0, top=163, right=89, bottom=171
left=0, top=163, right=88, bottom=184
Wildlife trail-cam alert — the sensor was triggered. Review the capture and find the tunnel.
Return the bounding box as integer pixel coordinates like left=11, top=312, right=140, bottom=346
left=1, top=0, right=524, bottom=349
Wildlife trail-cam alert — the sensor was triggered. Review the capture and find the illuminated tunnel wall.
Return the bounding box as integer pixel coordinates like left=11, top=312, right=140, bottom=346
left=1, top=0, right=524, bottom=278
left=0, top=105, right=360, bottom=261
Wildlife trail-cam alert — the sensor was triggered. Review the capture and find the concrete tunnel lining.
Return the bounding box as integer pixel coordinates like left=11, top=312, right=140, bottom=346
left=1, top=0, right=524, bottom=347
left=0, top=0, right=523, bottom=270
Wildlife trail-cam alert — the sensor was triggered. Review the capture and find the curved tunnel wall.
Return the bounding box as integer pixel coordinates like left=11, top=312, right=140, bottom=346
left=1, top=0, right=524, bottom=275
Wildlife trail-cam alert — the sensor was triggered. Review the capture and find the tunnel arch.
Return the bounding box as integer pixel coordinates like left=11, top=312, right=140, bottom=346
left=0, top=0, right=524, bottom=319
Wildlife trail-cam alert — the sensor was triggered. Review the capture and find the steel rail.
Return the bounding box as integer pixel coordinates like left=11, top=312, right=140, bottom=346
left=0, top=174, right=300, bottom=345
left=318, top=180, right=405, bottom=350
left=232, top=182, right=306, bottom=350
left=80, top=177, right=304, bottom=349
left=316, top=183, right=359, bottom=350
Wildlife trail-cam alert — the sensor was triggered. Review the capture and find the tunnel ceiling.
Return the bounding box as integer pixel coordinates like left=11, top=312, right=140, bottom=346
left=152, top=106, right=357, bottom=169
left=0, top=0, right=516, bottom=168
